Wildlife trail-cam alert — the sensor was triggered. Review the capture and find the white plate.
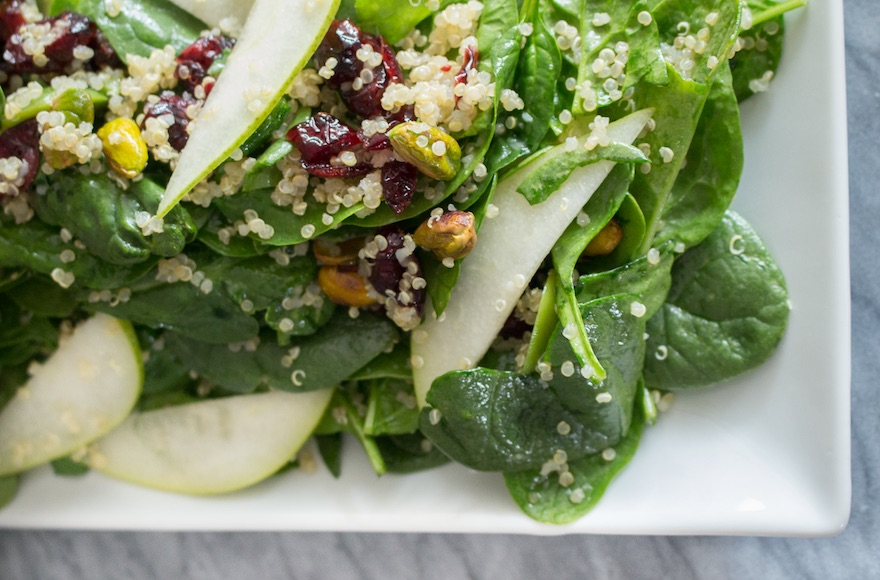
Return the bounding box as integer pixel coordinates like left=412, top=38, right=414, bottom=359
left=0, top=1, right=849, bottom=535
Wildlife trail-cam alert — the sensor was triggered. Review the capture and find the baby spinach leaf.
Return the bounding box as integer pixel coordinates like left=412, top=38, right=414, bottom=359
left=350, top=342, right=411, bottom=380
left=6, top=274, right=78, bottom=317
left=572, top=0, right=667, bottom=113
left=239, top=99, right=292, bottom=157
left=585, top=193, right=646, bottom=271
left=51, top=456, right=90, bottom=476
left=35, top=172, right=196, bottom=265
left=420, top=295, right=645, bottom=472
left=196, top=212, right=269, bottom=257
left=504, top=400, right=643, bottom=524
left=200, top=253, right=317, bottom=312
left=165, top=311, right=397, bottom=393
left=654, top=61, right=742, bottom=250
left=644, top=210, right=789, bottom=390
left=316, top=433, right=343, bottom=478
left=576, top=247, right=674, bottom=318
left=364, top=378, right=420, bottom=436
left=376, top=433, right=450, bottom=474
left=353, top=0, right=433, bottom=44
left=48, top=0, right=207, bottom=61
left=0, top=475, right=17, bottom=509
left=517, top=142, right=645, bottom=205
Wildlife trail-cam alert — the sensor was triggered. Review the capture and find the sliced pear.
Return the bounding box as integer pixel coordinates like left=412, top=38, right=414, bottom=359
left=0, top=314, right=142, bottom=476
left=86, top=389, right=333, bottom=494
left=168, top=0, right=255, bottom=28
left=157, top=0, right=341, bottom=217
left=412, top=109, right=654, bottom=407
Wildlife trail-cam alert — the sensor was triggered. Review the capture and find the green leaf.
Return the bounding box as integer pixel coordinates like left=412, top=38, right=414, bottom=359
left=364, top=378, right=419, bottom=436
left=376, top=433, right=450, bottom=474
left=353, top=0, right=433, bottom=44
left=239, top=99, right=292, bottom=157
left=51, top=456, right=90, bottom=476
left=504, top=401, right=644, bottom=524
left=644, top=210, right=789, bottom=390
left=0, top=475, right=17, bottom=509
left=47, top=0, right=208, bottom=61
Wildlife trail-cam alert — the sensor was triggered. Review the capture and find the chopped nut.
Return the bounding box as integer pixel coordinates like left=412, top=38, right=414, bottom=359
left=97, top=117, right=148, bottom=178
left=312, top=237, right=364, bottom=266
left=413, top=210, right=476, bottom=260
left=387, top=121, right=461, bottom=180
left=317, top=265, right=377, bottom=307
left=582, top=218, right=622, bottom=257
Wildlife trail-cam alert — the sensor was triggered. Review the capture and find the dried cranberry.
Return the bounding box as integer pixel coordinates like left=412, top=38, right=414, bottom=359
left=3, top=12, right=99, bottom=74
left=0, top=119, right=40, bottom=197
left=0, top=0, right=25, bottom=45
left=176, top=34, right=235, bottom=93
left=314, top=19, right=413, bottom=121
left=381, top=160, right=418, bottom=214
left=88, top=29, right=122, bottom=70
left=287, top=112, right=373, bottom=178
left=499, top=314, right=531, bottom=340
left=141, top=92, right=198, bottom=152
left=454, top=45, right=479, bottom=103
left=369, top=226, right=425, bottom=315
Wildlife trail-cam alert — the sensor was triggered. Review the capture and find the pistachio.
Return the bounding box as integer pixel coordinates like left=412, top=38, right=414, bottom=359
left=312, top=237, right=364, bottom=266
left=317, top=265, right=377, bottom=308
left=582, top=218, right=623, bottom=257
left=387, top=121, right=461, bottom=180
left=97, top=117, right=148, bottom=178
left=51, top=89, right=95, bottom=125
left=413, top=210, right=476, bottom=260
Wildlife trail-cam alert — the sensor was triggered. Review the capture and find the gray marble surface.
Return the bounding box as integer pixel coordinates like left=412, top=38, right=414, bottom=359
left=1, top=1, right=878, bottom=578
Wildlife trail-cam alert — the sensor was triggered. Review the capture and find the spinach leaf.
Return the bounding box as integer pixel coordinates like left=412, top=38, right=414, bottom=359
left=316, top=433, right=343, bottom=478
left=0, top=475, right=17, bottom=509
left=47, top=0, right=207, bottom=61
left=6, top=274, right=78, bottom=317
left=518, top=142, right=645, bottom=205
left=316, top=388, right=387, bottom=475
left=420, top=295, right=645, bottom=471
left=353, top=0, right=433, bottom=44
left=504, top=400, right=643, bottom=524
left=584, top=193, right=646, bottom=271
left=572, top=0, right=667, bottom=114
left=35, top=172, right=196, bottom=265
left=349, top=342, right=411, bottom=380
left=196, top=212, right=269, bottom=257
left=165, top=311, right=397, bottom=393
left=653, top=60, right=742, bottom=250
left=51, top=456, right=90, bottom=476
left=576, top=247, right=674, bottom=318
left=363, top=378, right=419, bottom=436
left=239, top=99, right=292, bottom=157
left=376, top=433, right=450, bottom=474
left=644, top=210, right=789, bottom=390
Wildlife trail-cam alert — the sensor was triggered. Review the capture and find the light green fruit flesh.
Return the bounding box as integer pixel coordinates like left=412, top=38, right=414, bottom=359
left=167, top=0, right=255, bottom=28
left=157, top=0, right=341, bottom=217
left=411, top=109, right=654, bottom=407
left=86, top=389, right=333, bottom=494
left=0, top=314, right=142, bottom=476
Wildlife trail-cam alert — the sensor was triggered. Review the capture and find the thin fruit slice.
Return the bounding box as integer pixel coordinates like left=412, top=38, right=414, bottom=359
left=86, top=389, right=333, bottom=494
left=412, top=109, right=653, bottom=407
left=0, top=314, right=142, bottom=476
left=157, top=0, right=340, bottom=217
left=168, top=0, right=255, bottom=28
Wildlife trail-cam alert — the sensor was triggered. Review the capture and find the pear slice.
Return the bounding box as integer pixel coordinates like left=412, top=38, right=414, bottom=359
left=0, top=314, right=142, bottom=476
left=86, top=389, right=333, bottom=494
left=157, top=0, right=340, bottom=217
left=412, top=109, right=654, bottom=407
left=168, top=0, right=255, bottom=28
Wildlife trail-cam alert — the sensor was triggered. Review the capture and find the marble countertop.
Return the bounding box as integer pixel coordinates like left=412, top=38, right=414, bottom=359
left=2, top=1, right=877, bottom=577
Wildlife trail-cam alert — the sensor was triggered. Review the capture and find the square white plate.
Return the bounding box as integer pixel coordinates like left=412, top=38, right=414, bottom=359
left=0, top=0, right=850, bottom=535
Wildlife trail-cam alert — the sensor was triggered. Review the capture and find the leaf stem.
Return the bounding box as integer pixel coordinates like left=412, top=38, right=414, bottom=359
left=747, top=0, right=808, bottom=29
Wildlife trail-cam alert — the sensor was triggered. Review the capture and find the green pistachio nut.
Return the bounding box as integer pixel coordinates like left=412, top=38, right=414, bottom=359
left=51, top=89, right=95, bottom=125
left=387, top=121, right=461, bottom=181
left=97, top=117, right=148, bottom=179
left=413, top=210, right=477, bottom=260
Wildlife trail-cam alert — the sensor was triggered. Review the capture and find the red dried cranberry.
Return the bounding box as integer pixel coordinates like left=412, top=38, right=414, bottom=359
left=369, top=226, right=425, bottom=314
left=287, top=112, right=373, bottom=178
left=3, top=12, right=98, bottom=74
left=176, top=34, right=235, bottom=93
left=141, top=92, right=198, bottom=152
left=381, top=160, right=418, bottom=214
left=0, top=0, right=25, bottom=45
left=499, top=314, right=531, bottom=339
left=0, top=119, right=40, bottom=196
left=87, top=28, right=122, bottom=70
left=454, top=45, right=479, bottom=103
left=314, top=19, right=413, bottom=121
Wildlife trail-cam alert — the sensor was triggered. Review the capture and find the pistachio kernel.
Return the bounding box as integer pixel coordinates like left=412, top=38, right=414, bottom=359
left=312, top=237, right=364, bottom=266
left=387, top=121, right=461, bottom=181
left=97, top=117, right=148, bottom=179
left=413, top=210, right=477, bottom=260
left=317, top=265, right=377, bottom=308
left=583, top=218, right=623, bottom=257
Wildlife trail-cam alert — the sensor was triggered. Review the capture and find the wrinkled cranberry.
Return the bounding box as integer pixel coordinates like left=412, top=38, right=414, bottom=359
left=0, top=0, right=25, bottom=45
left=358, top=130, right=391, bottom=151
left=3, top=12, right=102, bottom=74
left=176, top=34, right=235, bottom=93
left=88, top=28, right=122, bottom=70
left=499, top=314, right=531, bottom=340
left=0, top=119, right=40, bottom=196
left=314, top=19, right=413, bottom=121
left=454, top=45, right=479, bottom=103
left=381, top=160, right=418, bottom=214
left=287, top=112, right=373, bottom=178
left=141, top=92, right=198, bottom=151
left=369, top=226, right=425, bottom=314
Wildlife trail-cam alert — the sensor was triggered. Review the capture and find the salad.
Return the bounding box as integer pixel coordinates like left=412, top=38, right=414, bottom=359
left=0, top=0, right=804, bottom=524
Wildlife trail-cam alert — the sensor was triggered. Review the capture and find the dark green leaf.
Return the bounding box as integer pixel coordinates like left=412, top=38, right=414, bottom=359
left=51, top=456, right=90, bottom=476
left=376, top=433, right=450, bottom=474
left=0, top=475, right=17, bottom=509
left=364, top=378, right=419, bottom=436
